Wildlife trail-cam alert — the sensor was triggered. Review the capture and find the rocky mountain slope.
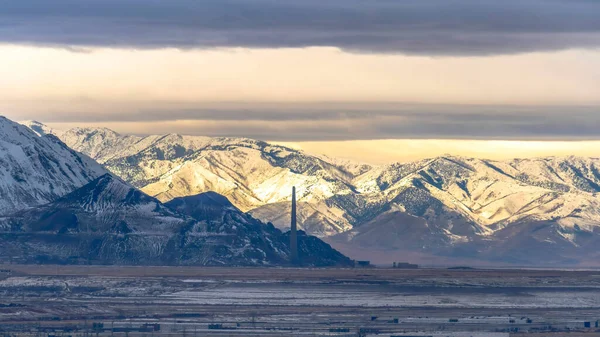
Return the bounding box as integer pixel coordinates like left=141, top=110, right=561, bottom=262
left=165, top=192, right=352, bottom=267
left=22, top=121, right=600, bottom=265
left=0, top=174, right=188, bottom=265
left=0, top=117, right=106, bottom=216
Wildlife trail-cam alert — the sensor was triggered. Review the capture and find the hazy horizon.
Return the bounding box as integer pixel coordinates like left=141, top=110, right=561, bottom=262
left=20, top=119, right=600, bottom=165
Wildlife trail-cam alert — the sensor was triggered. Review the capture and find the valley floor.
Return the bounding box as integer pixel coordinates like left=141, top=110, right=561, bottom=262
left=1, top=266, right=600, bottom=336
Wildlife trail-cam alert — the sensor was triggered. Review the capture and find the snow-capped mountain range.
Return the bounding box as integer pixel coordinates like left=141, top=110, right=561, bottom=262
left=20, top=120, right=600, bottom=265
left=0, top=117, right=350, bottom=267
left=24, top=121, right=365, bottom=236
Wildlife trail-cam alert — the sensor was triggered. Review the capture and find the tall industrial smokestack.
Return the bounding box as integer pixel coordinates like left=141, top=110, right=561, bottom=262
left=290, top=186, right=298, bottom=264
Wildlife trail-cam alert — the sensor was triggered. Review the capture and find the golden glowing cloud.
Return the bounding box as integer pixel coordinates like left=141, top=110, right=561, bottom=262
left=1, top=45, right=599, bottom=111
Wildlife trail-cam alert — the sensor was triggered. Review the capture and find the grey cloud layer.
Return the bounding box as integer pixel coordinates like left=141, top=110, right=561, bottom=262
left=13, top=104, right=600, bottom=141
left=2, top=0, right=600, bottom=54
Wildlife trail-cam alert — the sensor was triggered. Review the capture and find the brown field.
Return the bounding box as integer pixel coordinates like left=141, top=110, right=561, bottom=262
left=2, top=265, right=600, bottom=336
left=8, top=263, right=600, bottom=279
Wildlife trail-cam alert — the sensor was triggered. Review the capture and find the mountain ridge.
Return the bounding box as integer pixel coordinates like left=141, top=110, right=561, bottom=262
left=21, top=121, right=600, bottom=265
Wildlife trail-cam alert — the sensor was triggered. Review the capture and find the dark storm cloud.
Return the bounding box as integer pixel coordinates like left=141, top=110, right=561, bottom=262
left=14, top=104, right=600, bottom=141
left=1, top=0, right=600, bottom=55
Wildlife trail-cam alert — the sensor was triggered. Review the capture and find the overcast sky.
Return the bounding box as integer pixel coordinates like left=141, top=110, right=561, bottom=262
left=1, top=0, right=600, bottom=161
left=2, top=0, right=600, bottom=55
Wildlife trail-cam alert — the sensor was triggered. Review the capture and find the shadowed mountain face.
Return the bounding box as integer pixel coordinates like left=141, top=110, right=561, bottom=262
left=0, top=171, right=352, bottom=267
left=165, top=192, right=353, bottom=267
left=20, top=121, right=600, bottom=266
left=3, top=174, right=186, bottom=233
left=165, top=191, right=238, bottom=221
left=0, top=174, right=193, bottom=265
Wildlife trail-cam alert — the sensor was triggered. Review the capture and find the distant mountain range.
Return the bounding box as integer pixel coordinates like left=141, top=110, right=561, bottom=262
left=20, top=120, right=600, bottom=266
left=24, top=121, right=368, bottom=236
left=0, top=117, right=351, bottom=267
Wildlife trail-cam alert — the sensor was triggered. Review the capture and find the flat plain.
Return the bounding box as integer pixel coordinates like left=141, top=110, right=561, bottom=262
left=2, top=265, right=600, bottom=336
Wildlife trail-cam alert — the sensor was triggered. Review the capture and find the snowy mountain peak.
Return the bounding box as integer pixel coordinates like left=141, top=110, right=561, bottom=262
left=56, top=173, right=160, bottom=211
left=0, top=116, right=107, bottom=215
left=19, top=120, right=60, bottom=137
